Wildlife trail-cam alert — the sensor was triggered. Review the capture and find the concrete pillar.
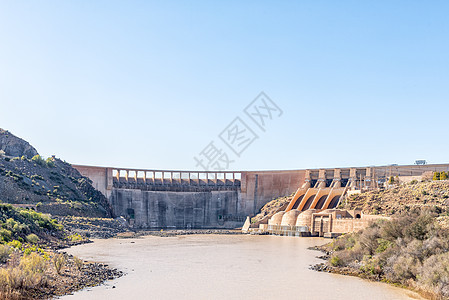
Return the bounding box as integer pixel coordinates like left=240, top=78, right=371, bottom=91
left=305, top=170, right=311, bottom=180
left=318, top=169, right=326, bottom=188
left=333, top=169, right=341, bottom=188
left=301, top=170, right=312, bottom=189
left=349, top=168, right=357, bottom=189
left=318, top=169, right=326, bottom=180
left=365, top=167, right=375, bottom=189
left=241, top=172, right=247, bottom=192
left=319, top=216, right=323, bottom=237
left=311, top=214, right=316, bottom=236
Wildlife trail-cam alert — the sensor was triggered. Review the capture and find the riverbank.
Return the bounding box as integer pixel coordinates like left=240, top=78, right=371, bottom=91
left=310, top=207, right=448, bottom=300
left=0, top=246, right=123, bottom=300
left=29, top=253, right=123, bottom=299
left=310, top=246, right=433, bottom=300
left=0, top=205, right=125, bottom=299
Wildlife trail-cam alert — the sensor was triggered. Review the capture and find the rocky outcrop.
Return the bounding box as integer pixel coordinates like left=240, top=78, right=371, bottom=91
left=0, top=128, right=113, bottom=218
left=0, top=128, right=39, bottom=158
left=251, top=194, right=294, bottom=226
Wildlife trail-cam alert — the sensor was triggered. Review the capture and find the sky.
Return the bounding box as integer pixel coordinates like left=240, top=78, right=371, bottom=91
left=0, top=1, right=448, bottom=171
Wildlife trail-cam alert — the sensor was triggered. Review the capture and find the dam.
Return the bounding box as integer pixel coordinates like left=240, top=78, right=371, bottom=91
left=73, top=164, right=449, bottom=229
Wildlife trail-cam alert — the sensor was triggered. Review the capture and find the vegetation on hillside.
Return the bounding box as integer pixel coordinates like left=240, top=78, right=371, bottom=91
left=0, top=203, right=65, bottom=245
left=342, top=180, right=449, bottom=216
left=325, top=207, right=449, bottom=299
left=0, top=154, right=111, bottom=218
left=0, top=129, right=124, bottom=298
left=0, top=203, right=122, bottom=299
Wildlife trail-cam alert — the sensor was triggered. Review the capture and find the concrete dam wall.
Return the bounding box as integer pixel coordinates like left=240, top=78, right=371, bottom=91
left=73, top=165, right=303, bottom=229
left=110, top=189, right=242, bottom=229
left=73, top=163, right=449, bottom=229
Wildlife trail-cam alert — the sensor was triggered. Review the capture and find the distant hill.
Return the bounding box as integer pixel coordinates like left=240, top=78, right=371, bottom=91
left=0, top=128, right=112, bottom=218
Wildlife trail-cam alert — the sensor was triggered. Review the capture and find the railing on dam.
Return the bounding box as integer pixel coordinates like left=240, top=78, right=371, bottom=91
left=112, top=169, right=242, bottom=190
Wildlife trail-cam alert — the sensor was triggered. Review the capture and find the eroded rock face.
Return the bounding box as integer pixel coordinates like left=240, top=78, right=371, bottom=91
left=0, top=128, right=38, bottom=158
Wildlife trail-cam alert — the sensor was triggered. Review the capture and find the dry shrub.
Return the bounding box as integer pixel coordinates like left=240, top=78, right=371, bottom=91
left=331, top=208, right=449, bottom=299
left=73, top=256, right=83, bottom=271
left=418, top=252, right=449, bottom=298
left=358, top=224, right=382, bottom=255
left=384, top=254, right=421, bottom=282
left=0, top=245, right=12, bottom=264
left=331, top=236, right=349, bottom=251
left=333, top=247, right=365, bottom=268
left=53, top=253, right=66, bottom=275
left=422, top=171, right=434, bottom=182
left=0, top=289, right=21, bottom=300
left=0, top=252, right=47, bottom=298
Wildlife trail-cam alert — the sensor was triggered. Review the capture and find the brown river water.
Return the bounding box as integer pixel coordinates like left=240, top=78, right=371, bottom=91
left=62, top=235, right=424, bottom=300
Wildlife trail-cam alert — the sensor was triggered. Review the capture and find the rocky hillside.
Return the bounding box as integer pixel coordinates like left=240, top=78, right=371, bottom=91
left=0, top=128, right=112, bottom=218
left=0, top=129, right=38, bottom=159
left=342, top=180, right=449, bottom=216
left=251, top=194, right=294, bottom=225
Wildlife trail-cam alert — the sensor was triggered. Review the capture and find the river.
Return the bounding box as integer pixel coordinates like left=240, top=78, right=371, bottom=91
left=62, top=235, right=423, bottom=300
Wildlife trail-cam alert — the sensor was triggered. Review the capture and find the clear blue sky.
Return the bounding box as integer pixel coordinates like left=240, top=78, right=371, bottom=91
left=1, top=1, right=448, bottom=171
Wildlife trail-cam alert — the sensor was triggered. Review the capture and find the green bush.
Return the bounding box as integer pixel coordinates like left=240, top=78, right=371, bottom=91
left=26, top=234, right=39, bottom=244
left=388, top=176, right=395, bottom=184
left=0, top=229, right=12, bottom=242
left=31, top=155, right=46, bottom=167
left=375, top=239, right=392, bottom=253
left=19, top=210, right=63, bottom=231
left=330, top=255, right=344, bottom=267
left=67, top=233, right=83, bottom=242
left=7, top=240, right=22, bottom=250
left=45, top=157, right=55, bottom=168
